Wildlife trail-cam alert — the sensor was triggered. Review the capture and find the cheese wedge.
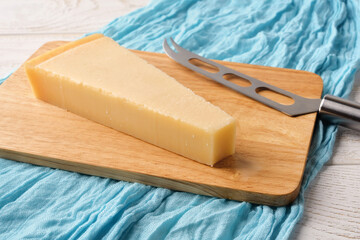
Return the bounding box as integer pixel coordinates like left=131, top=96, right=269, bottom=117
left=25, top=34, right=236, bottom=166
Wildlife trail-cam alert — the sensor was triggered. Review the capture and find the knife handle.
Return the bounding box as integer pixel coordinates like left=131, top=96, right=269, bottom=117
left=319, top=94, right=360, bottom=130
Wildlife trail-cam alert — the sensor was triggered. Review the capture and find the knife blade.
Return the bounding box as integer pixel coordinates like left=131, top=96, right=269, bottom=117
left=163, top=38, right=360, bottom=130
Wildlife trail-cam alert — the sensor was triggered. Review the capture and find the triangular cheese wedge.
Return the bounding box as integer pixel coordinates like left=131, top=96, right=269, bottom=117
left=25, top=34, right=236, bottom=166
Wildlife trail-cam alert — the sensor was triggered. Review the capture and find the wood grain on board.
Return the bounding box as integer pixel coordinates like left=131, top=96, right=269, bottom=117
left=1, top=0, right=359, bottom=238
left=0, top=41, right=322, bottom=206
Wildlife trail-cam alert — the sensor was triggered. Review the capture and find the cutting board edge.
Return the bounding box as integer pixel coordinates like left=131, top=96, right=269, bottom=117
left=0, top=40, right=323, bottom=206
left=0, top=148, right=298, bottom=206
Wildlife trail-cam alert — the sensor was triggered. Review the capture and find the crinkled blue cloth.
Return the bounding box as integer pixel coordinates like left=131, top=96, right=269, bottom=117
left=1, top=0, right=360, bottom=239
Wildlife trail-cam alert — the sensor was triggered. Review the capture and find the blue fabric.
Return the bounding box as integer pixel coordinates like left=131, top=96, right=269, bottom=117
left=1, top=0, right=360, bottom=239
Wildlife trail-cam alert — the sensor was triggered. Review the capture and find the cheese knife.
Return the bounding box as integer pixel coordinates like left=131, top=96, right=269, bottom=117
left=163, top=38, right=360, bottom=131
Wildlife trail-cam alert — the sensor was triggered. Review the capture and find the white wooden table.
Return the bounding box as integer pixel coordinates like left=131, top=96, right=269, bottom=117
left=1, top=1, right=359, bottom=239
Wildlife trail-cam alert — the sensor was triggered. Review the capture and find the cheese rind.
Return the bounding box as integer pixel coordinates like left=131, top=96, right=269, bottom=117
left=25, top=34, right=236, bottom=166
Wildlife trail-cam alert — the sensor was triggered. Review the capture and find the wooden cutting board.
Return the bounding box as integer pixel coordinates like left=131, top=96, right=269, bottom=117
left=0, top=41, right=323, bottom=206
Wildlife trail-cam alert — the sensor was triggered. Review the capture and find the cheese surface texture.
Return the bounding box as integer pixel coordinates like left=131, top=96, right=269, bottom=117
left=25, top=34, right=236, bottom=166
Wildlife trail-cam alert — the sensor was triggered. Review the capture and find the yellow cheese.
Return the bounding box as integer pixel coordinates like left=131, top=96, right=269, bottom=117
left=25, top=34, right=236, bottom=166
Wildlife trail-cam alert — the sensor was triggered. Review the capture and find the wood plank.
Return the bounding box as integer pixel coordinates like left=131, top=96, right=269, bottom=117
left=0, top=0, right=149, bottom=34
left=0, top=40, right=323, bottom=206
left=330, top=128, right=360, bottom=165
left=0, top=34, right=81, bottom=78
left=293, top=165, right=360, bottom=239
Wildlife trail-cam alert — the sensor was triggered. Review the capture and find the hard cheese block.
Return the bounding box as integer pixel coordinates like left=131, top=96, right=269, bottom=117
left=25, top=34, right=236, bottom=166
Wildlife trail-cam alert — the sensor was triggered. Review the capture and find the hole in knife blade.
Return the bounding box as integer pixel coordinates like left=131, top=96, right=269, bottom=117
left=256, top=87, right=295, bottom=105
left=223, top=73, right=252, bottom=87
left=188, top=58, right=219, bottom=73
